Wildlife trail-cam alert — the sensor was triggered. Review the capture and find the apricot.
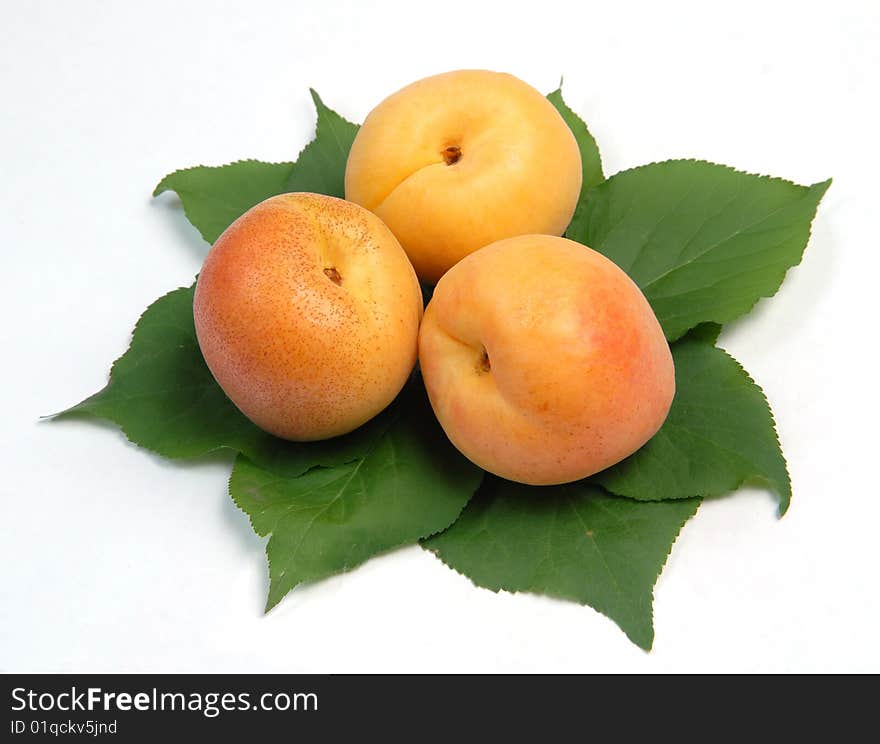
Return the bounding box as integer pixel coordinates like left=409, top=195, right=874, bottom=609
left=193, top=193, right=423, bottom=441
left=345, top=70, right=582, bottom=283
left=418, top=235, right=675, bottom=485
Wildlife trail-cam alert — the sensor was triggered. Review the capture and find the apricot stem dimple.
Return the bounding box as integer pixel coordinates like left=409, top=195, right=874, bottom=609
left=442, top=145, right=462, bottom=165
left=476, top=347, right=491, bottom=374
left=324, top=266, right=342, bottom=285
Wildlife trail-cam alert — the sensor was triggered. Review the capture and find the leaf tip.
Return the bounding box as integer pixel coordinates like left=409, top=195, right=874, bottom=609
left=43, top=388, right=108, bottom=422
left=812, top=177, right=833, bottom=198
left=152, top=168, right=193, bottom=198
left=40, top=408, right=75, bottom=422
left=638, top=638, right=654, bottom=652
left=152, top=175, right=171, bottom=198
left=776, top=494, right=792, bottom=518
left=626, top=626, right=655, bottom=652
left=264, top=575, right=294, bottom=614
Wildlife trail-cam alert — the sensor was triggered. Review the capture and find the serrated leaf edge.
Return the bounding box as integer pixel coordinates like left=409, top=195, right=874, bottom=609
left=546, top=85, right=605, bottom=185
left=715, top=344, right=792, bottom=516
left=152, top=160, right=297, bottom=244
left=575, top=160, right=831, bottom=342
left=604, top=158, right=830, bottom=193
left=47, top=284, right=234, bottom=460
left=422, top=493, right=701, bottom=651
left=229, top=448, right=483, bottom=613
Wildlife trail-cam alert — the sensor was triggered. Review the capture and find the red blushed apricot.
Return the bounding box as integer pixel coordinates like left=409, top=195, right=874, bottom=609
left=418, top=234, right=674, bottom=485
left=194, top=193, right=423, bottom=441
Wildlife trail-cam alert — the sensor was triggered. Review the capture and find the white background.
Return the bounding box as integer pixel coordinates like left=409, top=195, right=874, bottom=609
left=2, top=0, right=878, bottom=673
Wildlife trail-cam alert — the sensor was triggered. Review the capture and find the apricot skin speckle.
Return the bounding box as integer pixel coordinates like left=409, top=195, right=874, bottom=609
left=194, top=192, right=423, bottom=441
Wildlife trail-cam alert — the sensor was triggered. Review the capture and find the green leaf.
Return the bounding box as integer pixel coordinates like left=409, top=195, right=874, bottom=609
left=153, top=91, right=358, bottom=244
left=230, top=380, right=484, bottom=610
left=153, top=160, right=296, bottom=245
left=53, top=285, right=389, bottom=476
left=547, top=87, right=604, bottom=193
left=594, top=326, right=791, bottom=514
left=424, top=478, right=699, bottom=650
left=282, top=89, right=359, bottom=198
left=685, top=321, right=723, bottom=346
left=567, top=160, right=830, bottom=341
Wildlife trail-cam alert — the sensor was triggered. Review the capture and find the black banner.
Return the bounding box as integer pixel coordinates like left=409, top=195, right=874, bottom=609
left=2, top=673, right=865, bottom=739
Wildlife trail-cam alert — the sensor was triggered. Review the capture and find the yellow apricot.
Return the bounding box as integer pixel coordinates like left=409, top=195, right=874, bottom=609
left=345, top=70, right=582, bottom=283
